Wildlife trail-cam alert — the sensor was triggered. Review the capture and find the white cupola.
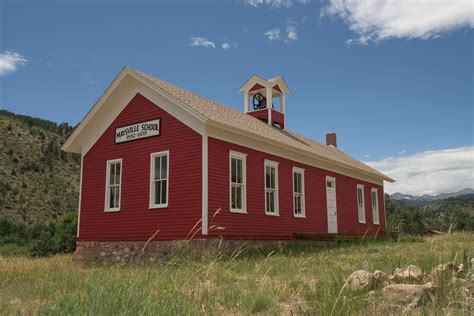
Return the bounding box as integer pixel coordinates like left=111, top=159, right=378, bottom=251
left=239, top=75, right=290, bottom=129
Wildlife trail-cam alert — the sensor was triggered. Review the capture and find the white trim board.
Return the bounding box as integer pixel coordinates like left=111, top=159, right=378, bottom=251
left=229, top=150, right=247, bottom=214
left=149, top=150, right=170, bottom=209
left=76, top=154, right=84, bottom=237
left=264, top=159, right=279, bottom=216
left=104, top=158, right=123, bottom=212
left=202, top=133, right=208, bottom=235
left=62, top=67, right=207, bottom=155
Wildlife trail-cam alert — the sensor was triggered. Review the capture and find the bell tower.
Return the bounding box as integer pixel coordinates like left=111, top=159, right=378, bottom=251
left=239, top=75, right=290, bottom=129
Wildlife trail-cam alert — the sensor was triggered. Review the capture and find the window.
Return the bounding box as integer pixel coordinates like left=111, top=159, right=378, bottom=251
left=229, top=151, right=247, bottom=213
left=105, top=159, right=122, bottom=212
left=371, top=188, right=379, bottom=224
left=264, top=160, right=279, bottom=215
left=357, top=184, right=366, bottom=223
left=150, top=151, right=169, bottom=208
left=326, top=179, right=334, bottom=188
left=293, top=167, right=305, bottom=217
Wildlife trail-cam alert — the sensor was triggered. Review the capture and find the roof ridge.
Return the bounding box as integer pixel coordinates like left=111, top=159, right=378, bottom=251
left=129, top=66, right=238, bottom=112
left=126, top=66, right=393, bottom=182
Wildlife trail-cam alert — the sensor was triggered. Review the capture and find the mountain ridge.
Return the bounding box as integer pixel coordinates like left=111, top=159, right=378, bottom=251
left=390, top=188, right=474, bottom=206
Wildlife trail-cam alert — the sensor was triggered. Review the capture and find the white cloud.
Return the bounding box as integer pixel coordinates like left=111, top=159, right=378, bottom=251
left=364, top=153, right=371, bottom=158
left=189, top=37, right=216, bottom=48
left=265, top=24, right=298, bottom=43
left=221, top=41, right=237, bottom=50
left=245, top=0, right=310, bottom=8
left=322, top=0, right=474, bottom=44
left=0, top=50, right=27, bottom=76
left=398, top=149, right=407, bottom=155
left=264, top=28, right=282, bottom=41
left=365, top=147, right=474, bottom=195
left=285, top=25, right=298, bottom=42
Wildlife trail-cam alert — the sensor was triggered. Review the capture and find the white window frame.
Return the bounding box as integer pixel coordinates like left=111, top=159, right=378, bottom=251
left=264, top=160, right=279, bottom=216
left=292, top=167, right=305, bottom=218
left=229, top=151, right=247, bottom=213
left=149, top=150, right=170, bottom=209
left=104, top=158, right=122, bottom=212
left=371, top=188, right=380, bottom=224
left=357, top=184, right=366, bottom=223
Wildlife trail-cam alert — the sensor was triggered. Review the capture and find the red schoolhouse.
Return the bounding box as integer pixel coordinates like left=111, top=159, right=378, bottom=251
left=62, top=67, right=394, bottom=242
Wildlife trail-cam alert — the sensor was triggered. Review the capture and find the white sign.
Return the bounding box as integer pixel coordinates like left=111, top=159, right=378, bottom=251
left=115, top=118, right=160, bottom=144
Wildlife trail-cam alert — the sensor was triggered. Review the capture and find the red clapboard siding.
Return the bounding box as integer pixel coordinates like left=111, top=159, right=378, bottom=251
left=79, top=93, right=202, bottom=241
left=207, top=137, right=385, bottom=239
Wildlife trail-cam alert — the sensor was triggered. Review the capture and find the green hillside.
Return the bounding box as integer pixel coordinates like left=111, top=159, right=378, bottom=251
left=0, top=110, right=80, bottom=224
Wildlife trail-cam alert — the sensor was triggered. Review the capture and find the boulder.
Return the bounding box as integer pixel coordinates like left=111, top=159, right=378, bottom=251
left=346, top=270, right=375, bottom=292
left=430, top=263, right=458, bottom=285
left=374, top=270, right=389, bottom=283
left=390, top=265, right=423, bottom=283
left=382, top=282, right=433, bottom=309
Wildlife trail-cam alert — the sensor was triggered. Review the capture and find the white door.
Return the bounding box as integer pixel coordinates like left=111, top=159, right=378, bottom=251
left=326, top=177, right=338, bottom=234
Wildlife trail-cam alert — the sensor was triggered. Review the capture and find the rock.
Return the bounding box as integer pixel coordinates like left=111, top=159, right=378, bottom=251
left=374, top=270, right=389, bottom=283
left=390, top=265, right=423, bottom=283
left=346, top=270, right=376, bottom=292
left=382, top=282, right=433, bottom=309
left=430, top=263, right=458, bottom=285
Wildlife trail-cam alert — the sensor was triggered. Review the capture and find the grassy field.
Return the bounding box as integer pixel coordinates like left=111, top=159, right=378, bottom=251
left=0, top=233, right=472, bottom=315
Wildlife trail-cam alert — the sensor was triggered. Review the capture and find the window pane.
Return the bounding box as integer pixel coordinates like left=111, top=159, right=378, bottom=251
left=231, top=185, right=236, bottom=209
left=115, top=163, right=121, bottom=184
left=161, top=156, right=168, bottom=179
left=161, top=180, right=167, bottom=204
left=297, top=196, right=301, bottom=214
left=271, top=167, right=275, bottom=189
left=265, top=166, right=270, bottom=189
left=109, top=164, right=115, bottom=185
left=154, top=181, right=161, bottom=205
left=231, top=158, right=237, bottom=183
left=293, top=173, right=297, bottom=193
left=154, top=157, right=161, bottom=180
left=266, top=192, right=270, bottom=212
left=237, top=159, right=242, bottom=184
left=114, top=186, right=120, bottom=208
left=109, top=186, right=114, bottom=208
left=236, top=185, right=242, bottom=209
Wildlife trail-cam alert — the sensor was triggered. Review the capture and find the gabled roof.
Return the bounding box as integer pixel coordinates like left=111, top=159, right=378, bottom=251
left=62, top=66, right=394, bottom=183
left=127, top=67, right=393, bottom=182
left=238, top=74, right=290, bottom=94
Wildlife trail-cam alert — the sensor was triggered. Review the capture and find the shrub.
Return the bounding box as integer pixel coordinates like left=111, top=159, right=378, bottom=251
left=29, top=231, right=56, bottom=257
left=54, top=212, right=77, bottom=253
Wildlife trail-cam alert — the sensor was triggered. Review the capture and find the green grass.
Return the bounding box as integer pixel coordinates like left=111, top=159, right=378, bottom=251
left=1, top=233, right=472, bottom=315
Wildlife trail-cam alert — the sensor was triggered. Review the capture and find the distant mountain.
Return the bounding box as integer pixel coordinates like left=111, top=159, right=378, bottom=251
left=0, top=110, right=80, bottom=224
left=390, top=188, right=474, bottom=206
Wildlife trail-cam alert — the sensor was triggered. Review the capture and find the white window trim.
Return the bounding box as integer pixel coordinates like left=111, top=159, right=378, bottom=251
left=357, top=184, right=366, bottom=224
left=149, top=150, right=170, bottom=209
left=326, top=176, right=336, bottom=189
left=371, top=187, right=380, bottom=225
left=292, top=167, right=305, bottom=218
left=104, top=158, right=122, bottom=212
left=264, top=159, right=279, bottom=216
left=229, top=151, right=247, bottom=213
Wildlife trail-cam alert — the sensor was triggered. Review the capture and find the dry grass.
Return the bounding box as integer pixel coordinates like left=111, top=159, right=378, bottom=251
left=0, top=233, right=473, bottom=315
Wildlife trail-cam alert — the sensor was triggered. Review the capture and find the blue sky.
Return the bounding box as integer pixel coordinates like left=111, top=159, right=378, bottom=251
left=1, top=0, right=473, bottom=194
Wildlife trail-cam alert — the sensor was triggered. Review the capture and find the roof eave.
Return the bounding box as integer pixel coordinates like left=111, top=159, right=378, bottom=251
left=207, top=120, right=391, bottom=184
